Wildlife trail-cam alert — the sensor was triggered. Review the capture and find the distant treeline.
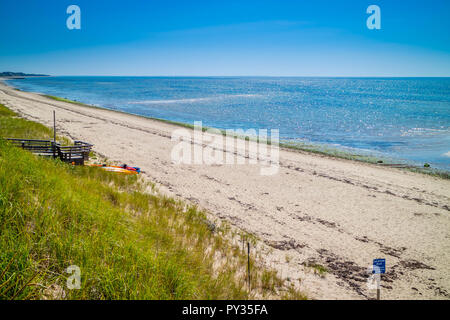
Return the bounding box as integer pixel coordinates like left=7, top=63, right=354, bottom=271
left=0, top=71, right=49, bottom=77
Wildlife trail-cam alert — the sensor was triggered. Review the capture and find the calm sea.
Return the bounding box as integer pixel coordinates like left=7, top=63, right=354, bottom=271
left=6, top=76, right=450, bottom=170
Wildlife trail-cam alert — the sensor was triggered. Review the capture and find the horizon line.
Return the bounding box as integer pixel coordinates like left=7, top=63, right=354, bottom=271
left=9, top=75, right=450, bottom=78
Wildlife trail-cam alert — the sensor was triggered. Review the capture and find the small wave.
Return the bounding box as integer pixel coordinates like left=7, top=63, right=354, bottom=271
left=129, top=97, right=213, bottom=104
left=443, top=151, right=450, bottom=158
left=128, top=94, right=260, bottom=105
left=400, top=127, right=450, bottom=137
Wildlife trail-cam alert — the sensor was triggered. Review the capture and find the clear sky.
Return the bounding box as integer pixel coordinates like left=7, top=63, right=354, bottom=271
left=1, top=0, right=449, bottom=76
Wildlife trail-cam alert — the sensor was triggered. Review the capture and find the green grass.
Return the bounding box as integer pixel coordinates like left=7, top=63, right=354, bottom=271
left=0, top=103, right=302, bottom=300
left=43, top=95, right=91, bottom=106
left=0, top=104, right=17, bottom=117
left=0, top=103, right=67, bottom=143
left=0, top=103, right=70, bottom=145
left=404, top=166, right=450, bottom=180
left=308, top=264, right=328, bottom=278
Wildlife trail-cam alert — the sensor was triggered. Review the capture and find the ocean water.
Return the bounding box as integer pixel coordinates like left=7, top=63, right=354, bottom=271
left=6, top=76, right=450, bottom=170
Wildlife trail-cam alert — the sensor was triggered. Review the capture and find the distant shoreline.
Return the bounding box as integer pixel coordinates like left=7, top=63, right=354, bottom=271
left=0, top=71, right=50, bottom=78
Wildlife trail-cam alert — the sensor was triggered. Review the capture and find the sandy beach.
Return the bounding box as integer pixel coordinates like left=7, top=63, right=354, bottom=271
left=1, top=80, right=449, bottom=300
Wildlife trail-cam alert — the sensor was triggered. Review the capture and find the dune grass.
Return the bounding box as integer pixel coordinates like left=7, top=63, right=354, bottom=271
left=0, top=103, right=305, bottom=300
left=0, top=103, right=69, bottom=145
left=0, top=104, right=17, bottom=117
left=0, top=103, right=51, bottom=139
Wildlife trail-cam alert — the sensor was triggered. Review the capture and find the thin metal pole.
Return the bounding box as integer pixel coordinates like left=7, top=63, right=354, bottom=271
left=53, top=111, right=56, bottom=158
left=53, top=110, right=56, bottom=143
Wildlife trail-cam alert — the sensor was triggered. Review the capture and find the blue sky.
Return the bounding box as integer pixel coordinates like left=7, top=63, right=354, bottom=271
left=1, top=0, right=449, bottom=76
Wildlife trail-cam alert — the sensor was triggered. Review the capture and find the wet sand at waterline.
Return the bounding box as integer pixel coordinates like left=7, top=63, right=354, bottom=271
left=1, top=81, right=449, bottom=300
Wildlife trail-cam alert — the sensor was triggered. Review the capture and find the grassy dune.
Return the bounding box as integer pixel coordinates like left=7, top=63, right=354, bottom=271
left=0, top=103, right=305, bottom=300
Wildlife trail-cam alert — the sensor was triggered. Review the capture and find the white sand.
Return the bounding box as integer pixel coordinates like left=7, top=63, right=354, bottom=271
left=1, top=81, right=449, bottom=300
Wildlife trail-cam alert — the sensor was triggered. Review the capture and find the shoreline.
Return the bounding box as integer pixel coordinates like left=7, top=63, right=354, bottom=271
left=1, top=80, right=450, bottom=300
left=3, top=78, right=448, bottom=179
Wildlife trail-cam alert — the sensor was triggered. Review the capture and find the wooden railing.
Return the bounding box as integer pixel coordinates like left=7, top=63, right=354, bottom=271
left=5, top=138, right=93, bottom=165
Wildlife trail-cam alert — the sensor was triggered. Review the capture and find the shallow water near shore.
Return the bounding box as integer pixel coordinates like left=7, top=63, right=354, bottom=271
left=6, top=76, right=450, bottom=170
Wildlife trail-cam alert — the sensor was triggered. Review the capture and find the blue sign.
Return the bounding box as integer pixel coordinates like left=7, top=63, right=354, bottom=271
left=373, top=259, right=386, bottom=274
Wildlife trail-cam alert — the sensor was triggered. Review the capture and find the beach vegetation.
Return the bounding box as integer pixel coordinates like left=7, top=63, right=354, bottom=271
left=307, top=263, right=328, bottom=278
left=0, top=103, right=304, bottom=300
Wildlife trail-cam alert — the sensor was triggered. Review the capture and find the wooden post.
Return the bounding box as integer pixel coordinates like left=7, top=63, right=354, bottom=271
left=377, top=275, right=381, bottom=300
left=247, top=242, right=251, bottom=290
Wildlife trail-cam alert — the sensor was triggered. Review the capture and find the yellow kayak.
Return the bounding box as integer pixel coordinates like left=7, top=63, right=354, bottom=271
left=87, top=165, right=138, bottom=174
left=100, top=167, right=138, bottom=174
